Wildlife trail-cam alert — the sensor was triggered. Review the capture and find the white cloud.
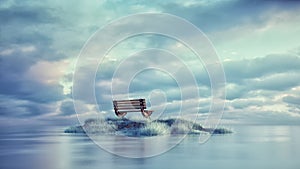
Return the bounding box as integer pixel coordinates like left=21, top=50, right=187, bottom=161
left=0, top=48, right=14, bottom=56
left=25, top=60, right=70, bottom=85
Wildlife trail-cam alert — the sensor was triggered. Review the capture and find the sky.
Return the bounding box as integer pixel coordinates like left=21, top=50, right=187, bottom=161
left=1, top=0, right=300, bottom=127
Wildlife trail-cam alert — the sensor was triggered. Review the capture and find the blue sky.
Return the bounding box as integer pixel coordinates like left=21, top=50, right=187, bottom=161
left=1, top=0, right=300, bottom=126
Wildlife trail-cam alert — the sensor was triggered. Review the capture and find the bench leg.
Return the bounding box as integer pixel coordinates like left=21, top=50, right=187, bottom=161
left=141, top=110, right=153, bottom=118
left=116, top=111, right=127, bottom=118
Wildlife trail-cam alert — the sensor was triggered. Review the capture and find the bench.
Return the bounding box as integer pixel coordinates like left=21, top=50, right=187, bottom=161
left=113, top=99, right=153, bottom=118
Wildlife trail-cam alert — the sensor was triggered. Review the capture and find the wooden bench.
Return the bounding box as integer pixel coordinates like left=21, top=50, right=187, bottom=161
left=113, top=99, right=153, bottom=118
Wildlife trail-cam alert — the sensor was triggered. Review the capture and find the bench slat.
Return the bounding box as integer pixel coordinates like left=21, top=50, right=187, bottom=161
left=114, top=103, right=145, bottom=106
left=114, top=99, right=143, bottom=102
left=114, top=105, right=146, bottom=109
left=113, top=102, right=144, bottom=105
left=114, top=99, right=145, bottom=102
left=118, top=110, right=143, bottom=112
left=114, top=102, right=146, bottom=105
left=114, top=105, right=146, bottom=108
left=115, top=107, right=145, bottom=111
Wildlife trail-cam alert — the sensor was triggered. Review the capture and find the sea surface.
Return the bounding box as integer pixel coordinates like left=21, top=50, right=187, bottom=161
left=1, top=125, right=300, bottom=169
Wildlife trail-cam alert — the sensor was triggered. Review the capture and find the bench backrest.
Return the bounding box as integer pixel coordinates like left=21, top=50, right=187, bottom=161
left=113, top=99, right=146, bottom=112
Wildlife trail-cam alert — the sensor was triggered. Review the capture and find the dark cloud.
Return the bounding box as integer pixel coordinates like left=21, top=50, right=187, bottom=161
left=226, top=84, right=247, bottom=100
left=0, top=5, right=57, bottom=25
left=0, top=2, right=55, bottom=45
left=249, top=73, right=299, bottom=91
left=0, top=50, right=65, bottom=104
left=0, top=2, right=67, bottom=119
left=161, top=0, right=300, bottom=33
left=224, top=54, right=300, bottom=83
left=0, top=1, right=69, bottom=116
left=21, top=82, right=65, bottom=103
left=223, top=54, right=300, bottom=101
left=59, top=101, right=76, bottom=116
left=0, top=53, right=35, bottom=97
left=0, top=1, right=66, bottom=61
left=283, top=95, right=300, bottom=106
left=0, top=95, right=55, bottom=118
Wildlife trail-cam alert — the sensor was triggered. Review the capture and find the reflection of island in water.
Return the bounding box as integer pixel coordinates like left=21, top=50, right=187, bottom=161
left=65, top=118, right=232, bottom=136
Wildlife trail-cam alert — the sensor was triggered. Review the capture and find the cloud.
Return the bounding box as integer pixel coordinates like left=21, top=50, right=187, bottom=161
left=283, top=95, right=300, bottom=106
left=226, top=83, right=247, bottom=100
left=249, top=72, right=300, bottom=91
left=224, top=54, right=300, bottom=83
left=0, top=1, right=70, bottom=108
left=59, top=101, right=76, bottom=116
left=230, top=98, right=269, bottom=109
left=25, top=60, right=71, bottom=85
left=73, top=23, right=300, bottom=124
left=160, top=0, right=293, bottom=32
left=0, top=95, right=55, bottom=118
left=0, top=3, right=57, bottom=25
left=0, top=52, right=66, bottom=104
left=1, top=0, right=300, bottom=126
left=0, top=3, right=55, bottom=47
left=222, top=53, right=300, bottom=124
left=223, top=54, right=300, bottom=101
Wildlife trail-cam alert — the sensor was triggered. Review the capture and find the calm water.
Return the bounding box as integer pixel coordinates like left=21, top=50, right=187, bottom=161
left=1, top=125, right=300, bottom=169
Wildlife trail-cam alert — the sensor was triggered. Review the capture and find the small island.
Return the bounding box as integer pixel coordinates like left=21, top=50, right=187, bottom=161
left=65, top=118, right=232, bottom=137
